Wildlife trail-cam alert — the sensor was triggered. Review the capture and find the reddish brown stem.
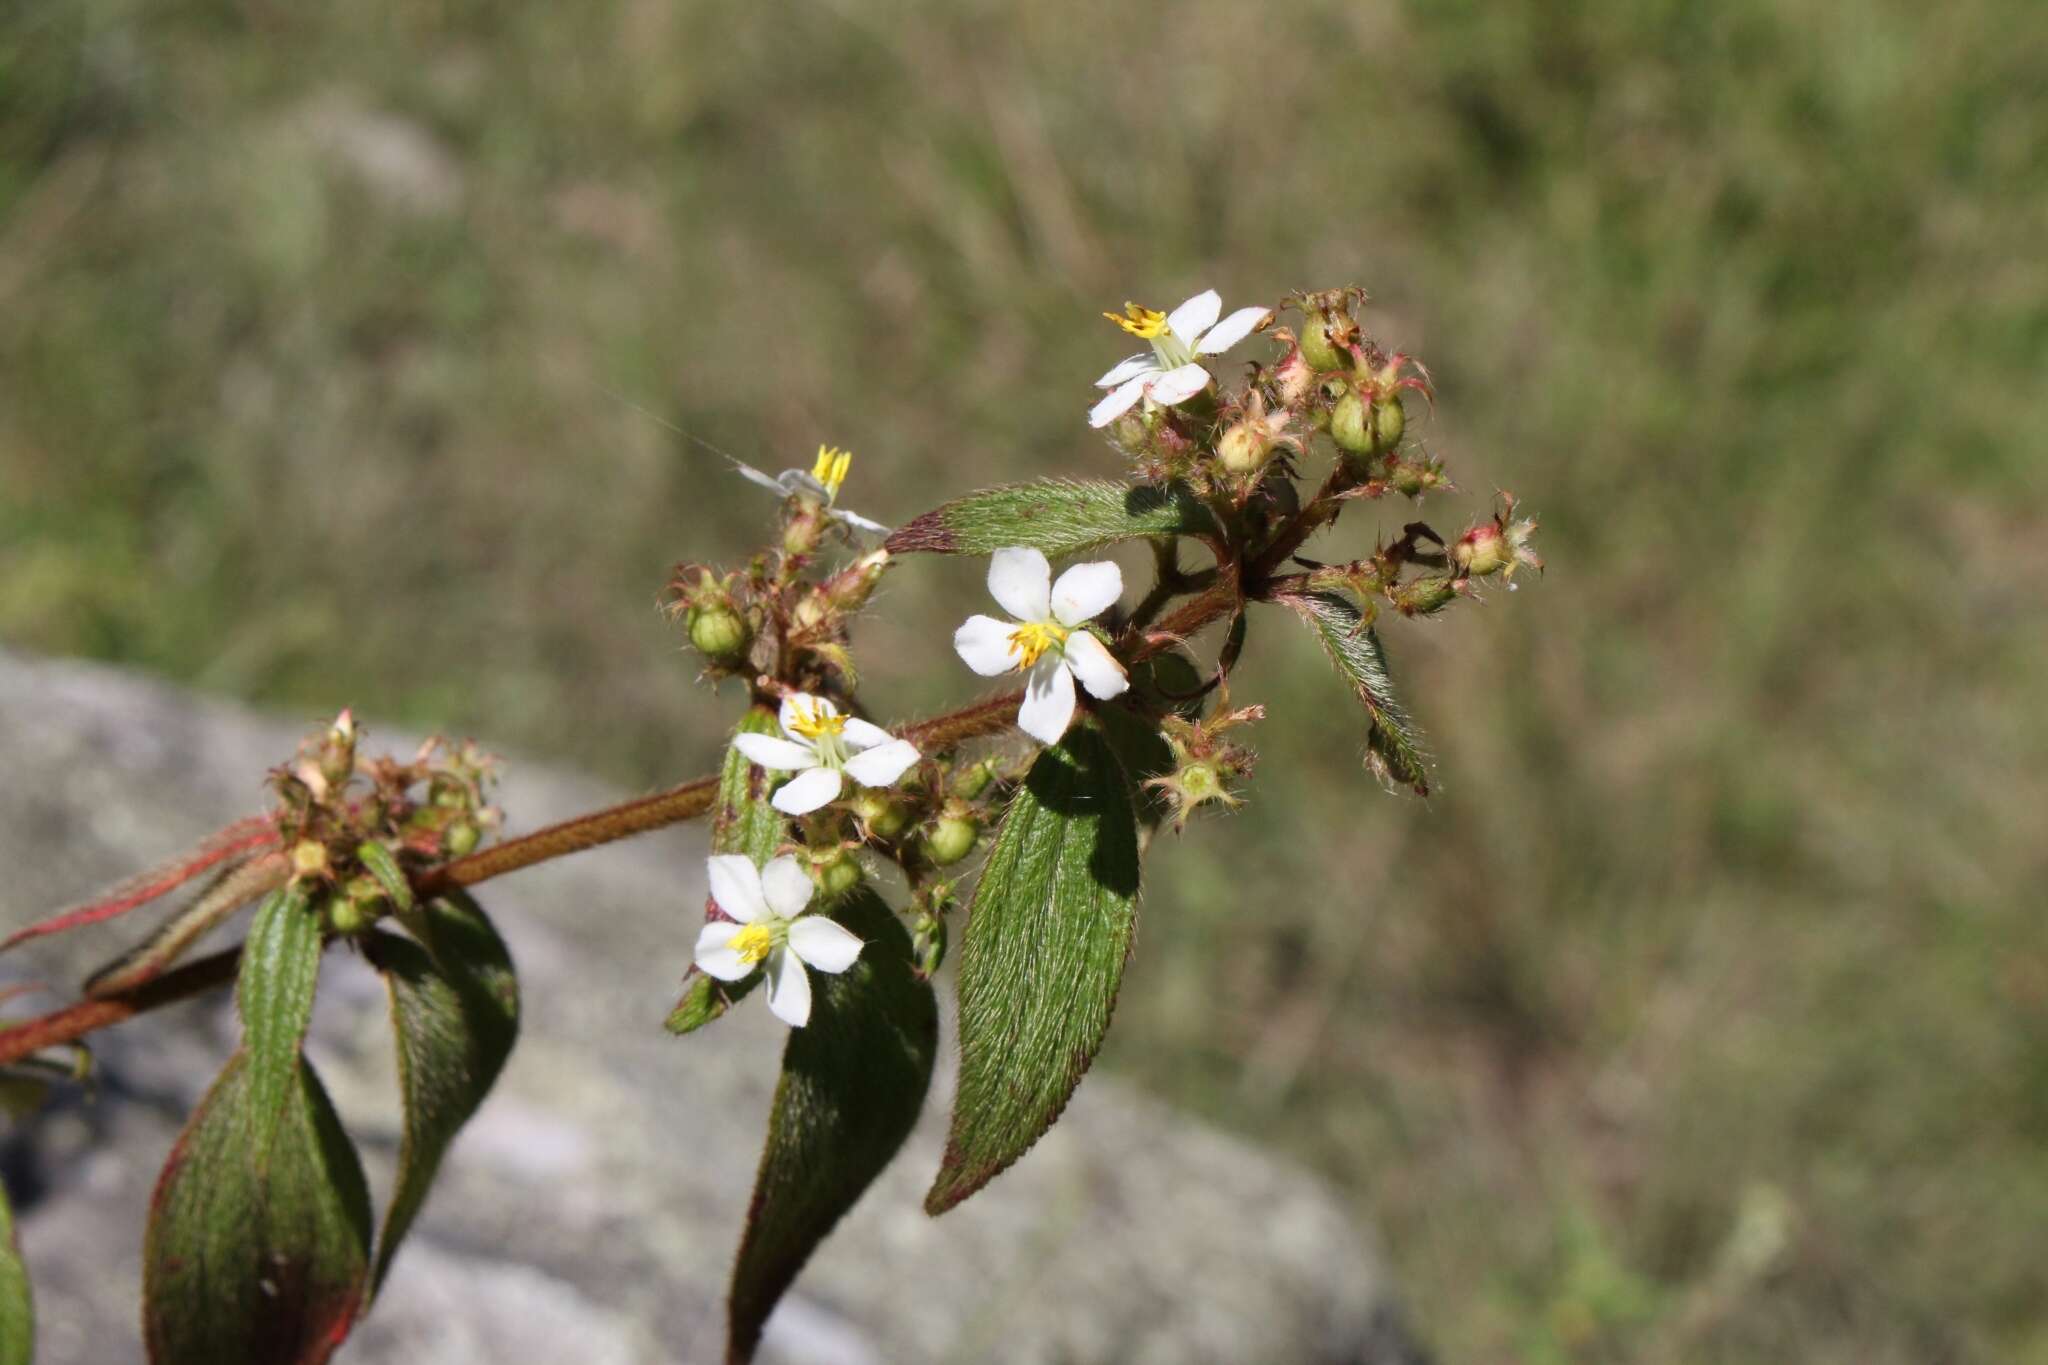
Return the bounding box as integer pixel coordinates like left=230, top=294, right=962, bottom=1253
left=0, top=948, right=241, bottom=1067
left=416, top=775, right=721, bottom=896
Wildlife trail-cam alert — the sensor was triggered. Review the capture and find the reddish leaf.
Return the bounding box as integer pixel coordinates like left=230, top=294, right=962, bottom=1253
left=144, top=1052, right=371, bottom=1365
left=2, top=816, right=277, bottom=953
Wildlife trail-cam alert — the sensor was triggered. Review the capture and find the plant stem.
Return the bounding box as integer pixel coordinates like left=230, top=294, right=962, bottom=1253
left=415, top=775, right=721, bottom=896
left=0, top=949, right=240, bottom=1068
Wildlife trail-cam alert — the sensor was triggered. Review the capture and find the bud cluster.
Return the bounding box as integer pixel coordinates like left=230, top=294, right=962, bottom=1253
left=270, top=711, right=501, bottom=933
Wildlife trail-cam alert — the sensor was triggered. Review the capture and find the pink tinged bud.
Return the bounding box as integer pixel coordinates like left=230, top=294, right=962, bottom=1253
left=1217, top=419, right=1274, bottom=475
left=1454, top=523, right=1508, bottom=577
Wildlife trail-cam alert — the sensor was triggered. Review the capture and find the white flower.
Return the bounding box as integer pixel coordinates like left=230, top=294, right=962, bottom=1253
left=1088, top=290, right=1272, bottom=429
left=694, top=853, right=863, bottom=1028
left=733, top=693, right=921, bottom=816
left=953, top=547, right=1130, bottom=745
left=732, top=444, right=889, bottom=534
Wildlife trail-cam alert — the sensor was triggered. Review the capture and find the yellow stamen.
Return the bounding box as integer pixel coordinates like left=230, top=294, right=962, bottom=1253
left=811, top=445, right=853, bottom=496
left=1103, top=302, right=1168, bottom=339
left=788, top=700, right=847, bottom=741
left=730, top=922, right=777, bottom=967
left=1007, top=620, right=1070, bottom=669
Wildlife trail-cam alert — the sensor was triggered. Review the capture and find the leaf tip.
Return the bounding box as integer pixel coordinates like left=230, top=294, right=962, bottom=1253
left=882, top=510, right=957, bottom=555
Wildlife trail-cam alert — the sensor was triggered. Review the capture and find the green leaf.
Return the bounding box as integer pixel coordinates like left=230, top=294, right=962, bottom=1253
left=355, top=840, right=416, bottom=915
left=925, top=722, right=1140, bottom=1215
left=0, top=1176, right=31, bottom=1365
left=727, top=889, right=938, bottom=1363
left=669, top=707, right=788, bottom=1034
left=363, top=892, right=518, bottom=1296
left=1284, top=591, right=1431, bottom=795
left=885, top=479, right=1217, bottom=558
left=144, top=1053, right=372, bottom=1365
left=237, top=885, right=323, bottom=1160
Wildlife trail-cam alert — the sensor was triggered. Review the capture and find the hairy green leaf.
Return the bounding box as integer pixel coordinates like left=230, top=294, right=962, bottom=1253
left=355, top=840, right=416, bottom=915
left=0, top=1176, right=30, bottom=1365
left=144, top=1053, right=372, bottom=1365
left=670, top=707, right=786, bottom=1034
left=1285, top=591, right=1431, bottom=795
left=925, top=722, right=1140, bottom=1214
left=237, top=884, right=323, bottom=1161
left=363, top=892, right=518, bottom=1296
left=727, top=889, right=938, bottom=1363
left=885, top=479, right=1217, bottom=558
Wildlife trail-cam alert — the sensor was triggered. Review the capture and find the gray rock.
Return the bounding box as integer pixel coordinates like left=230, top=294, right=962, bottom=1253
left=0, top=651, right=1421, bottom=1365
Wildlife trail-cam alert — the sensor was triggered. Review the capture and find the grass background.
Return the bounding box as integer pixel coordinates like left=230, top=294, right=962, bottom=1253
left=4, top=0, right=2045, bottom=1359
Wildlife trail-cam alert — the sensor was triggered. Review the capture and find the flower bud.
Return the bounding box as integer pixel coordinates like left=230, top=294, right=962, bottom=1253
left=443, top=819, right=482, bottom=858
left=687, top=602, right=752, bottom=664
left=807, top=845, right=863, bottom=899
left=1393, top=574, right=1464, bottom=617
left=1387, top=457, right=1447, bottom=498
left=1299, top=307, right=1352, bottom=372
left=1217, top=418, right=1274, bottom=475
left=1452, top=523, right=1508, bottom=578
left=782, top=506, right=825, bottom=557
left=1271, top=338, right=1316, bottom=407
left=1370, top=395, right=1404, bottom=452
left=1331, top=389, right=1373, bottom=455
left=327, top=876, right=388, bottom=936
left=290, top=839, right=330, bottom=880
left=317, top=710, right=358, bottom=790
left=918, top=802, right=979, bottom=867
left=910, top=911, right=947, bottom=980
left=950, top=758, right=1000, bottom=801
left=849, top=789, right=913, bottom=841
left=825, top=549, right=891, bottom=613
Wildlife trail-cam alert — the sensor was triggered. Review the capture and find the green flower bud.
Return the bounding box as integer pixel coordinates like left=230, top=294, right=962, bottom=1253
left=687, top=603, right=751, bottom=663
left=919, top=805, right=979, bottom=867
left=1299, top=312, right=1347, bottom=372
left=327, top=876, right=388, bottom=936
left=911, top=912, right=947, bottom=980
left=782, top=507, right=825, bottom=557
left=849, top=789, right=913, bottom=840
left=808, top=846, right=863, bottom=899
left=1370, top=395, right=1405, bottom=453
left=1387, top=458, right=1447, bottom=498
left=1394, top=575, right=1463, bottom=617
left=1331, top=389, right=1373, bottom=455
left=443, top=819, right=481, bottom=858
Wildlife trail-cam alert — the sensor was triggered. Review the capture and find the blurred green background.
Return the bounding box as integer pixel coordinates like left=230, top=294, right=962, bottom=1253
left=4, top=0, right=2044, bottom=1360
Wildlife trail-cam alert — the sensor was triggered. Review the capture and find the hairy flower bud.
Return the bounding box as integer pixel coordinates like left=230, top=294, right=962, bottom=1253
left=317, top=710, right=358, bottom=791
left=1452, top=523, right=1508, bottom=577
left=1387, top=457, right=1448, bottom=498
left=807, top=845, right=863, bottom=899
left=290, top=839, right=329, bottom=881
left=849, top=789, right=913, bottom=840
left=687, top=602, right=751, bottom=663
left=1331, top=389, right=1373, bottom=455
left=1371, top=394, right=1405, bottom=452
left=327, top=876, right=387, bottom=936
left=443, top=819, right=482, bottom=858
left=910, top=910, right=947, bottom=980
left=1217, top=417, right=1274, bottom=475
left=824, top=549, right=891, bottom=613
left=1393, top=574, right=1465, bottom=617
left=918, top=802, right=979, bottom=867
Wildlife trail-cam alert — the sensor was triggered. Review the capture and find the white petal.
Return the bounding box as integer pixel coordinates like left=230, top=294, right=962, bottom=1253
left=841, top=717, right=892, bottom=750
left=1063, top=630, right=1130, bottom=701
left=844, top=738, right=920, bottom=788
left=1017, top=659, right=1077, bottom=745
left=693, top=921, right=754, bottom=981
left=833, top=506, right=890, bottom=535
left=771, top=765, right=844, bottom=815
left=779, top=692, right=838, bottom=739
left=1145, top=362, right=1212, bottom=407
left=706, top=854, right=768, bottom=923
left=1088, top=375, right=1149, bottom=428
left=955, top=614, right=1022, bottom=676
left=760, top=854, right=816, bottom=919
left=733, top=732, right=815, bottom=771
left=788, top=916, right=863, bottom=974
left=1194, top=305, right=1270, bottom=355
left=765, top=948, right=812, bottom=1027
left=1050, top=560, right=1124, bottom=626
left=781, top=470, right=830, bottom=500
left=731, top=460, right=788, bottom=494
left=1165, top=290, right=1221, bottom=346
left=1096, top=354, right=1160, bottom=388
left=987, top=546, right=1052, bottom=621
